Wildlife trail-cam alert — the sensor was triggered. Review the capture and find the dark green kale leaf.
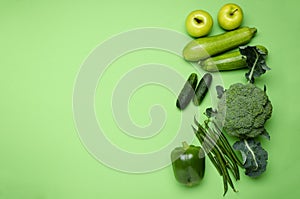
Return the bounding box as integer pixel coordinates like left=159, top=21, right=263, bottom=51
left=239, top=46, right=270, bottom=83
left=260, top=129, right=270, bottom=140
left=205, top=107, right=217, bottom=118
left=216, top=85, right=225, bottom=99
left=233, top=138, right=268, bottom=178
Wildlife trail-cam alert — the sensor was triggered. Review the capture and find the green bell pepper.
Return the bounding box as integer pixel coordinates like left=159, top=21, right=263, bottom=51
left=171, top=142, right=205, bottom=186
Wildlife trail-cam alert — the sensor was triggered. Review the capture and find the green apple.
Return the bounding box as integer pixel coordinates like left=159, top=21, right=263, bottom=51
left=185, top=10, right=213, bottom=38
left=217, top=3, right=243, bottom=30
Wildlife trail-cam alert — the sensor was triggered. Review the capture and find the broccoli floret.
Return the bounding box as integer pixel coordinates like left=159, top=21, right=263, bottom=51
left=215, top=83, right=272, bottom=138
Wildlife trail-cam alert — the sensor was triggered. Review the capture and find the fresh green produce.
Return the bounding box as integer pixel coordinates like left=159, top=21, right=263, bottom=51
left=200, top=50, right=246, bottom=72
left=215, top=83, right=272, bottom=138
left=185, top=10, right=214, bottom=37
left=207, top=82, right=272, bottom=177
left=233, top=138, right=268, bottom=177
left=199, top=45, right=268, bottom=72
left=193, top=73, right=212, bottom=106
left=174, top=0, right=273, bottom=194
left=218, top=3, right=243, bottom=30
left=192, top=119, right=242, bottom=196
left=203, top=43, right=272, bottom=179
left=171, top=142, right=205, bottom=186
left=182, top=27, right=257, bottom=61
left=240, top=45, right=270, bottom=83
left=176, top=73, right=198, bottom=110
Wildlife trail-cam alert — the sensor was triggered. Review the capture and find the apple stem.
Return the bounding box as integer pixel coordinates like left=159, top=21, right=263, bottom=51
left=194, top=17, right=203, bottom=24
left=230, top=8, right=238, bottom=16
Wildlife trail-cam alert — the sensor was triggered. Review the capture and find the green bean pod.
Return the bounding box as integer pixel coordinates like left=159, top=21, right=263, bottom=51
left=193, top=119, right=239, bottom=195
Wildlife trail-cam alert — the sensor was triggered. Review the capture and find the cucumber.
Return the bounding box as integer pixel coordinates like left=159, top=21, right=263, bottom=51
left=182, top=27, right=257, bottom=61
left=193, top=73, right=212, bottom=106
left=176, top=73, right=198, bottom=110
left=200, top=45, right=268, bottom=72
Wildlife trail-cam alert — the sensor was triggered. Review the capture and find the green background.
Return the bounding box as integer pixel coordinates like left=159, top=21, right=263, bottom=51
left=0, top=0, right=299, bottom=198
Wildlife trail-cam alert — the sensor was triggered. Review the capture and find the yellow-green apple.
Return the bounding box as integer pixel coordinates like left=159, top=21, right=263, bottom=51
left=185, top=10, right=213, bottom=37
left=218, top=3, right=243, bottom=30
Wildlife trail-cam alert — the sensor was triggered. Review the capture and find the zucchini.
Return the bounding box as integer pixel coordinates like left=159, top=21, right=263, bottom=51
left=199, top=45, right=268, bottom=72
left=176, top=73, right=198, bottom=110
left=182, top=27, right=257, bottom=61
left=193, top=73, right=212, bottom=106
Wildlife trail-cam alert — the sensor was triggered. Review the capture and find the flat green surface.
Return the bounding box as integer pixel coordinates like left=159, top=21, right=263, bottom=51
left=0, top=0, right=299, bottom=198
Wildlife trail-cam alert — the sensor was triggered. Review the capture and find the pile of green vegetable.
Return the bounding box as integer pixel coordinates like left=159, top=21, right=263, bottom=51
left=207, top=82, right=272, bottom=178
left=171, top=3, right=273, bottom=196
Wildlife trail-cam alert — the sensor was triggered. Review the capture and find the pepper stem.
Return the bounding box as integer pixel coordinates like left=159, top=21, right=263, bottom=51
left=182, top=141, right=190, bottom=150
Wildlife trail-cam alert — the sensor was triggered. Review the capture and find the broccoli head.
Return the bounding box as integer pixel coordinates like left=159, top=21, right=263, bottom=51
left=215, top=83, right=272, bottom=138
